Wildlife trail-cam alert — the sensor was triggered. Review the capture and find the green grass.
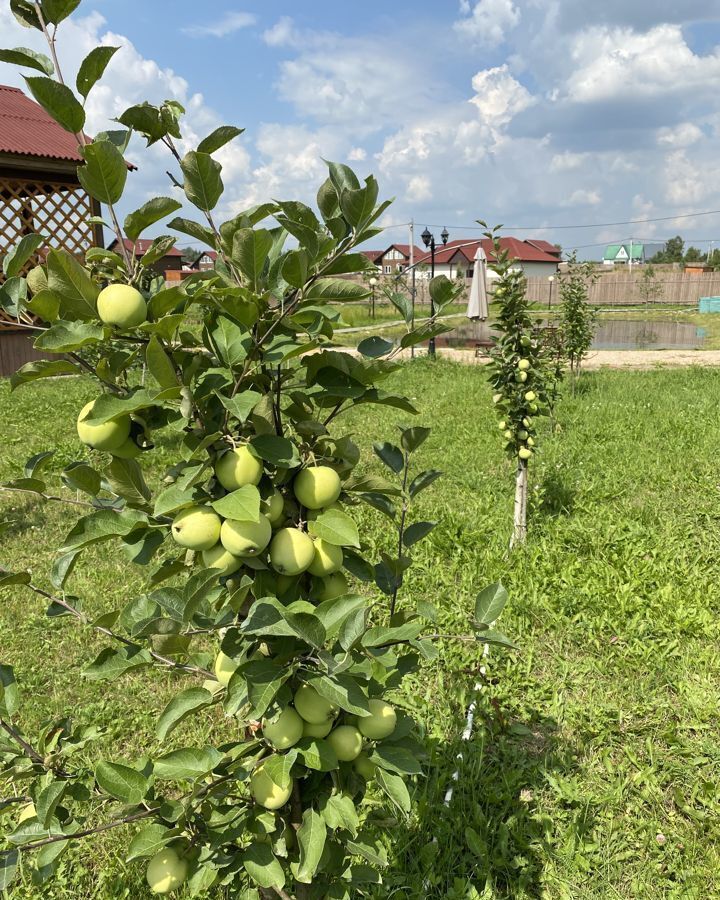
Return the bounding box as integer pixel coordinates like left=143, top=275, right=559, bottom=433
left=2, top=362, right=720, bottom=898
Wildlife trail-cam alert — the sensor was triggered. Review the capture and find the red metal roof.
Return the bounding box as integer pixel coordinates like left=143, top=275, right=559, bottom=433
left=0, top=84, right=84, bottom=163
left=361, top=249, right=384, bottom=263
left=415, top=237, right=560, bottom=267
left=109, top=238, right=183, bottom=257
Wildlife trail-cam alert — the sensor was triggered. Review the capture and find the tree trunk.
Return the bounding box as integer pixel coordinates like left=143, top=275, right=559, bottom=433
left=510, top=459, right=528, bottom=548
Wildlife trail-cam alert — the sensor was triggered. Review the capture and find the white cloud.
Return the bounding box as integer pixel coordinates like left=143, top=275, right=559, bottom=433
left=263, top=16, right=300, bottom=48
left=469, top=65, right=534, bottom=127
left=657, top=122, right=704, bottom=147
left=566, top=24, right=720, bottom=103
left=565, top=189, right=602, bottom=206
left=550, top=151, right=588, bottom=172
left=663, top=151, right=704, bottom=205
left=406, top=176, right=432, bottom=203
left=454, top=0, right=521, bottom=45
left=182, top=12, right=256, bottom=38
left=348, top=147, right=367, bottom=161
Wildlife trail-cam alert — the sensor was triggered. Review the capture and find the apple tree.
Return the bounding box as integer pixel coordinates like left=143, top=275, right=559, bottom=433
left=0, top=3, right=511, bottom=897
left=558, top=253, right=599, bottom=377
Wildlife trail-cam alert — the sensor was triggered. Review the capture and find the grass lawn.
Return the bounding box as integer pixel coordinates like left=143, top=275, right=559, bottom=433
left=1, top=361, right=720, bottom=898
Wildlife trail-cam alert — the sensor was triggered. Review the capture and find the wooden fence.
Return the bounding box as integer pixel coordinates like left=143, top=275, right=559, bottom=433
left=0, top=330, right=48, bottom=378
left=526, top=270, right=720, bottom=307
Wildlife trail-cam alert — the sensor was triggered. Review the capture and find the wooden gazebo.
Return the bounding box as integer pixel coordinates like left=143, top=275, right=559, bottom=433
left=0, top=83, right=102, bottom=375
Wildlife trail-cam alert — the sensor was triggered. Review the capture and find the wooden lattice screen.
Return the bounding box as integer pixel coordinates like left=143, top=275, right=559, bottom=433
left=0, top=174, right=95, bottom=259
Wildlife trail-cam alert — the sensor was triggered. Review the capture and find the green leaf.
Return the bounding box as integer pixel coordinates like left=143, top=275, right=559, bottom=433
left=0, top=46, right=53, bottom=75
left=0, top=276, right=26, bottom=317
left=76, top=46, right=119, bottom=99
left=156, top=687, right=213, bottom=741
left=477, top=628, right=518, bottom=650
left=362, top=622, right=423, bottom=648
left=249, top=435, right=300, bottom=468
left=210, top=315, right=250, bottom=367
left=34, top=321, right=102, bottom=352
left=340, top=177, right=379, bottom=229
left=403, top=521, right=436, bottom=547
left=167, top=217, right=215, bottom=247
left=181, top=150, right=222, bottom=211
left=357, top=336, right=394, bottom=359
left=106, top=458, right=151, bottom=506
left=244, top=659, right=291, bottom=720
left=0, top=570, right=31, bottom=590
left=197, top=125, right=244, bottom=154
left=126, top=824, right=174, bottom=861
left=218, top=390, right=261, bottom=423
left=211, top=484, right=260, bottom=522
left=61, top=462, right=101, bottom=495
left=50, top=549, right=81, bottom=590
left=35, top=782, right=66, bottom=829
left=319, top=794, right=359, bottom=835
left=327, top=160, right=361, bottom=194
left=281, top=249, right=309, bottom=289
left=373, top=442, right=403, bottom=474
left=370, top=744, right=422, bottom=775
left=3, top=233, right=45, bottom=277
left=41, top=0, right=81, bottom=24
left=408, top=469, right=442, bottom=498
left=81, top=388, right=180, bottom=425
left=10, top=0, right=42, bottom=29
left=304, top=278, right=368, bottom=304
left=154, top=746, right=223, bottom=780
left=308, top=675, right=370, bottom=717
left=116, top=102, right=165, bottom=145
left=46, top=248, right=98, bottom=320
left=375, top=768, right=411, bottom=814
left=84, top=646, right=152, bottom=681
left=295, top=738, right=338, bottom=772
left=145, top=336, right=177, bottom=389
left=138, top=235, right=176, bottom=268
left=10, top=358, right=79, bottom=392
left=25, top=289, right=60, bottom=321
left=308, top=508, right=360, bottom=548
left=400, top=426, right=431, bottom=453
left=95, top=761, right=149, bottom=804
left=24, top=76, right=84, bottom=133
left=314, top=594, right=366, bottom=636
left=61, top=508, right=148, bottom=552
left=0, top=664, right=19, bottom=716
left=295, top=808, right=327, bottom=883
left=259, top=751, right=297, bottom=791
left=78, top=139, right=127, bottom=205
left=0, top=849, right=19, bottom=892
left=474, top=581, right=508, bottom=625
left=429, top=275, right=459, bottom=308
left=232, top=228, right=273, bottom=291
left=124, top=197, right=182, bottom=243
left=243, top=842, right=285, bottom=890
left=23, top=450, right=54, bottom=479
left=345, top=839, right=388, bottom=868
left=153, top=483, right=201, bottom=517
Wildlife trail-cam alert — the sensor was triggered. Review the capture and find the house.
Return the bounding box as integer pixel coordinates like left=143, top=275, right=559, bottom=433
left=108, top=237, right=184, bottom=278
left=603, top=242, right=664, bottom=265
left=364, top=244, right=424, bottom=275
left=413, top=237, right=561, bottom=280
left=186, top=249, right=217, bottom=271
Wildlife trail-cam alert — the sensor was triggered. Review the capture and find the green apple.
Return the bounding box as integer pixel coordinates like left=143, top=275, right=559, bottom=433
left=515, top=371, right=528, bottom=383
left=522, top=417, right=532, bottom=428
left=220, top=516, right=272, bottom=558
left=520, top=335, right=531, bottom=348
left=353, top=753, right=376, bottom=780
left=518, top=447, right=532, bottom=460
left=293, top=466, right=341, bottom=510
left=215, top=446, right=263, bottom=491
left=294, top=684, right=337, bottom=725
left=503, top=429, right=513, bottom=441
left=517, top=429, right=529, bottom=441
left=146, top=848, right=188, bottom=895
left=214, top=651, right=237, bottom=686
left=97, top=284, right=147, bottom=329
left=262, top=490, right=285, bottom=526
left=528, top=402, right=539, bottom=413
left=110, top=436, right=141, bottom=459
left=262, top=707, right=304, bottom=750
left=17, top=802, right=36, bottom=823
left=492, top=393, right=502, bottom=404
left=171, top=506, right=222, bottom=551
left=250, top=761, right=293, bottom=810
left=76, top=400, right=131, bottom=451
left=524, top=391, right=536, bottom=402
left=358, top=699, right=397, bottom=740
left=498, top=420, right=507, bottom=430
left=202, top=544, right=243, bottom=577
left=308, top=539, right=343, bottom=577
left=269, top=528, right=315, bottom=575
left=527, top=437, right=535, bottom=447
left=517, top=359, right=530, bottom=371
left=302, top=719, right=333, bottom=739
left=327, top=725, right=362, bottom=762
left=314, top=572, right=348, bottom=602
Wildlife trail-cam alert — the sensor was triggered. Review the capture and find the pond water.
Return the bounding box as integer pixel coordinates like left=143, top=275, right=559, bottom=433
left=435, top=319, right=706, bottom=351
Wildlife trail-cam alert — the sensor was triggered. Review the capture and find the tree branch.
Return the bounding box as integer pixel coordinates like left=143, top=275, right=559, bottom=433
left=19, top=808, right=155, bottom=852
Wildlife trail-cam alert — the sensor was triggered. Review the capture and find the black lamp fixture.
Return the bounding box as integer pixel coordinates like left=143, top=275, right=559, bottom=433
left=421, top=226, right=449, bottom=357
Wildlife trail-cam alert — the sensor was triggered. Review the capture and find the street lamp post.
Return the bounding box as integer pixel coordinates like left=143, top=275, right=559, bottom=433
left=421, top=225, right=449, bottom=358
left=547, top=275, right=555, bottom=313
left=369, top=276, right=377, bottom=320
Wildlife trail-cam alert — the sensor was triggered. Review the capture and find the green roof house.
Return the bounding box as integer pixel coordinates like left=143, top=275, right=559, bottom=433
left=603, top=242, right=663, bottom=265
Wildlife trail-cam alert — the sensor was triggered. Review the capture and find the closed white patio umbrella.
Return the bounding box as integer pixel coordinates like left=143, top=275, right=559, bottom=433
left=466, top=246, right=489, bottom=321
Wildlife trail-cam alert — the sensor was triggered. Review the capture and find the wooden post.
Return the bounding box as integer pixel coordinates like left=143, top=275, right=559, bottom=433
left=510, top=459, right=528, bottom=548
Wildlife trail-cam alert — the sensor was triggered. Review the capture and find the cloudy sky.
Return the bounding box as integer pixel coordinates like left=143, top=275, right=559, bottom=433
left=2, top=0, right=720, bottom=258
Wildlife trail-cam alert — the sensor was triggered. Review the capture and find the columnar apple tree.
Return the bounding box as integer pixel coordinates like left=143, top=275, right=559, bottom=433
left=483, top=227, right=551, bottom=547
left=558, top=253, right=599, bottom=376
left=0, top=3, right=511, bottom=897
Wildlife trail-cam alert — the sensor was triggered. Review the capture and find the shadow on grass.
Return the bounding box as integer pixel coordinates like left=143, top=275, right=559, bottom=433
left=535, top=474, right=576, bottom=518
left=0, top=498, right=50, bottom=539
left=377, top=699, right=572, bottom=899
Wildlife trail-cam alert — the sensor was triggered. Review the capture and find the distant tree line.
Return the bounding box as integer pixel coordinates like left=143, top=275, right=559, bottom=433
left=650, top=235, right=720, bottom=267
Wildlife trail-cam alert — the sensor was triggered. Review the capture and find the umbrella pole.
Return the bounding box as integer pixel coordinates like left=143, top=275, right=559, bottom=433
left=510, top=458, right=528, bottom=548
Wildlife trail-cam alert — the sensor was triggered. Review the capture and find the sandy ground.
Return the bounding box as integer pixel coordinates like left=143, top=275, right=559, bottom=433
left=397, top=348, right=720, bottom=369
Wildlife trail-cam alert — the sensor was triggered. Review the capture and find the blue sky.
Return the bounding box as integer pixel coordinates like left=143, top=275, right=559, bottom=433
left=2, top=1, right=720, bottom=258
